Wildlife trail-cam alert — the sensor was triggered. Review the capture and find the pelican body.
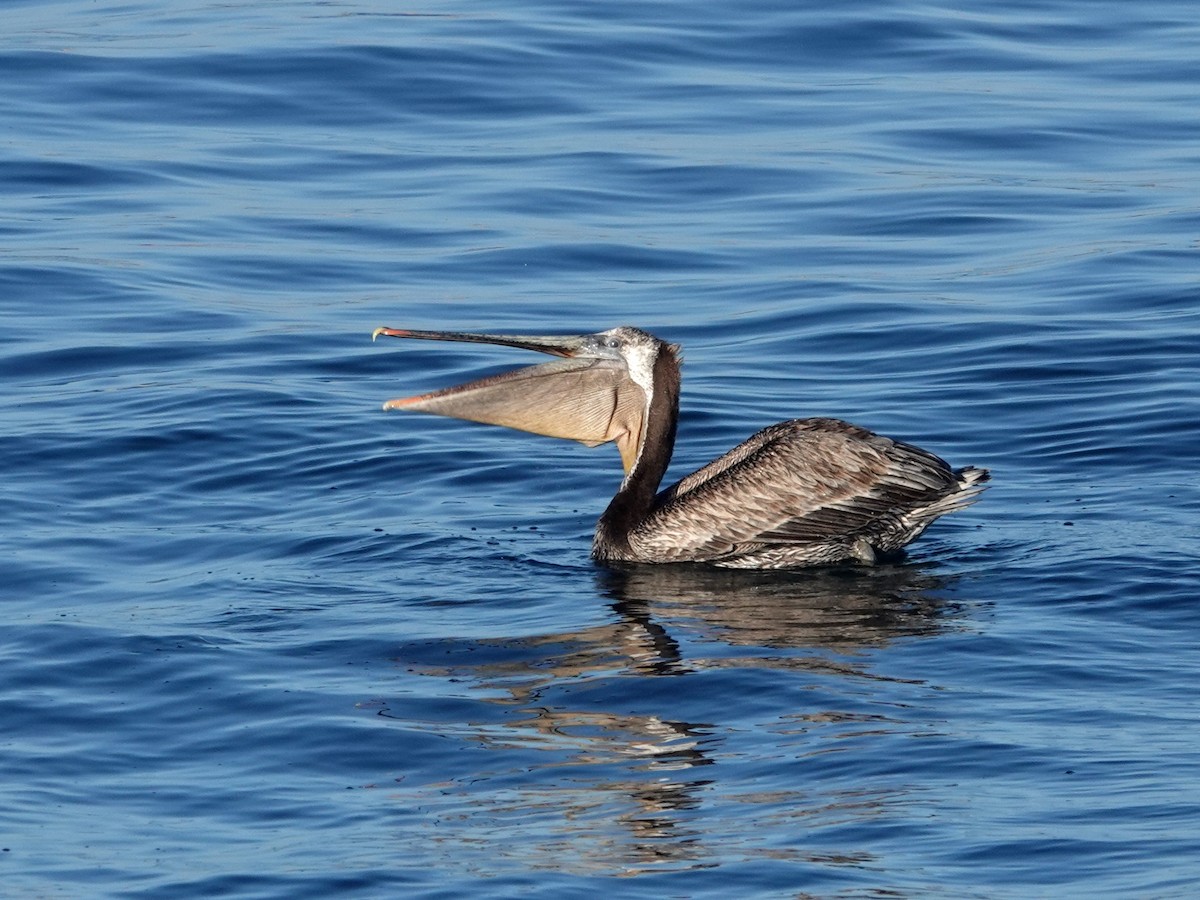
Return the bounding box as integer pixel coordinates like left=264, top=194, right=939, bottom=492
left=373, top=325, right=988, bottom=569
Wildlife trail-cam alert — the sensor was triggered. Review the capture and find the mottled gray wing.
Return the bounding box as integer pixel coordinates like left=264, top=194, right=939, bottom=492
left=637, top=418, right=959, bottom=560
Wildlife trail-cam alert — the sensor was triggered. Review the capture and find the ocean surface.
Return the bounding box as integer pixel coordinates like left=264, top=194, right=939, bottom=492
left=3, top=1, right=1199, bottom=896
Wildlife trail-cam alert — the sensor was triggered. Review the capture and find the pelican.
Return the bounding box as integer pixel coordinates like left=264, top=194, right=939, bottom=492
left=373, top=325, right=988, bottom=569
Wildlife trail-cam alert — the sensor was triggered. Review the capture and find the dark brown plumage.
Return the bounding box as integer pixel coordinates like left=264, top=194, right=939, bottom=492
left=373, top=325, right=988, bottom=569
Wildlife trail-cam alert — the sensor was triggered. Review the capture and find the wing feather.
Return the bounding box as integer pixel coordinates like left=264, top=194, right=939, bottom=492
left=634, top=418, right=964, bottom=562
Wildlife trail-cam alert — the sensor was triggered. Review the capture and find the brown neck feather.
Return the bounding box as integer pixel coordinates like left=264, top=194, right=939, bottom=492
left=595, top=346, right=680, bottom=556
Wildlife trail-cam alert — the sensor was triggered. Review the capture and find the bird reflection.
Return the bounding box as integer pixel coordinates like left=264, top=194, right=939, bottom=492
left=599, top=560, right=959, bottom=652
left=380, top=562, right=971, bottom=874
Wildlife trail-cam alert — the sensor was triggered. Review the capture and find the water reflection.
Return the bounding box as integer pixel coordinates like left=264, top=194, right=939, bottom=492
left=384, top=563, right=967, bottom=875
left=600, top=562, right=960, bottom=652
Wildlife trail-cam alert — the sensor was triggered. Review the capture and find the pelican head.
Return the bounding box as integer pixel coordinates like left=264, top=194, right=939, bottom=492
left=372, top=326, right=678, bottom=473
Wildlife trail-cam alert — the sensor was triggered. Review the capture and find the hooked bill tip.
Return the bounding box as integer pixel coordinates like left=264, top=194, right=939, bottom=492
left=373, top=326, right=413, bottom=342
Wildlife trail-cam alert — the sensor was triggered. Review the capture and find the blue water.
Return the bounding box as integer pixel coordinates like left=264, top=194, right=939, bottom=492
left=3, top=1, right=1199, bottom=896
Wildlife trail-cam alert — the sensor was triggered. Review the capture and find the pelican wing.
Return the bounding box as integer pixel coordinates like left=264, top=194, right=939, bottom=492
left=639, top=418, right=965, bottom=561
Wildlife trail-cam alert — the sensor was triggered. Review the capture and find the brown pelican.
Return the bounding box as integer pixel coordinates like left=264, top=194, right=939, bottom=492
left=372, top=325, right=988, bottom=569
